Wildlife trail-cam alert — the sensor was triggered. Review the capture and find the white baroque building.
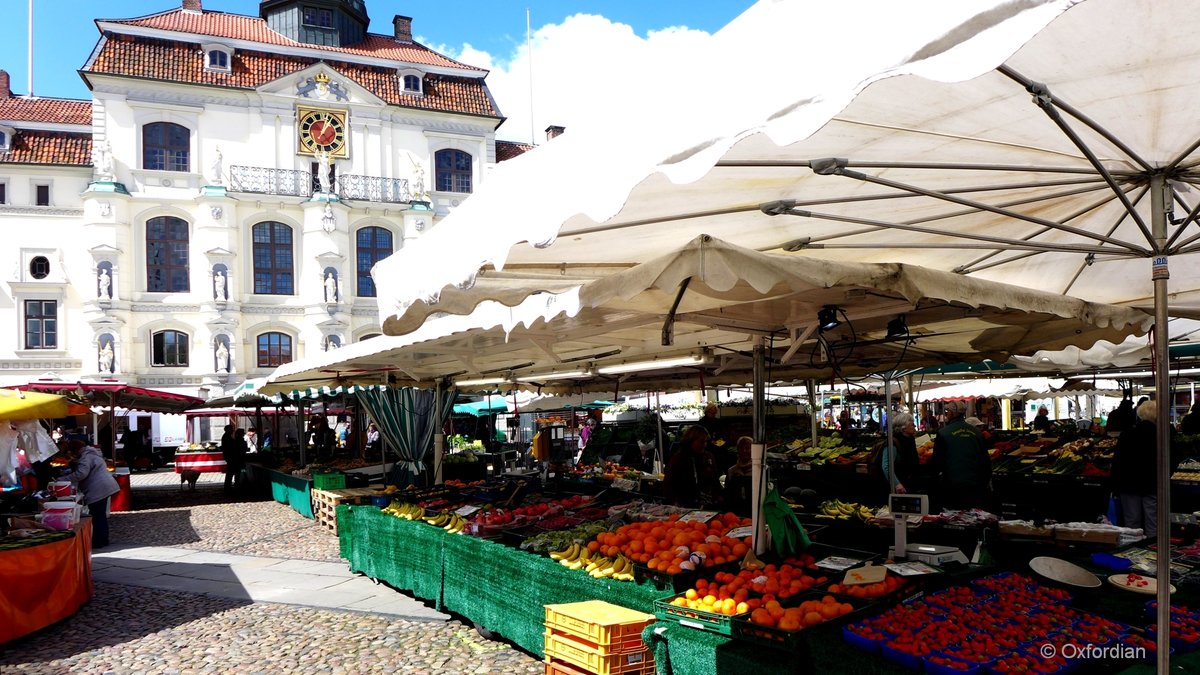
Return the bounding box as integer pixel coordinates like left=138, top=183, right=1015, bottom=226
left=0, top=0, right=532, bottom=399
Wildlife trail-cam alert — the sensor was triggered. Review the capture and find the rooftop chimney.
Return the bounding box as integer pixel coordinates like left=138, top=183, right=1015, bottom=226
left=545, top=125, right=565, bottom=141
left=182, top=0, right=202, bottom=11
left=393, top=15, right=412, bottom=43
left=0, top=70, right=10, bottom=98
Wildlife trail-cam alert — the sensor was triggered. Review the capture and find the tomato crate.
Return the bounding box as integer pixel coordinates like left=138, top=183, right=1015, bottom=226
left=545, top=601, right=654, bottom=653
left=653, top=594, right=745, bottom=635
left=543, top=632, right=654, bottom=675
left=312, top=472, right=346, bottom=491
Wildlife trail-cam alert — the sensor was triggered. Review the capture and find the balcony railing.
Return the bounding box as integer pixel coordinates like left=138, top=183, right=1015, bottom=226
left=336, top=174, right=411, bottom=204
left=229, top=166, right=311, bottom=197
left=228, top=166, right=413, bottom=205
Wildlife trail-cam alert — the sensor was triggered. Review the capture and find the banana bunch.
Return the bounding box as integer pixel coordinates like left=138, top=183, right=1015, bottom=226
left=549, top=544, right=635, bottom=581
left=383, top=502, right=425, bottom=520
left=816, top=499, right=875, bottom=521
left=423, top=512, right=467, bottom=534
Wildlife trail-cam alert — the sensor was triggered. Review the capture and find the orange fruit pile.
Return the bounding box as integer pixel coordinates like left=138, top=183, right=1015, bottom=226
left=590, top=513, right=751, bottom=575
left=826, top=574, right=906, bottom=598
left=749, top=595, right=853, bottom=632
left=713, top=563, right=828, bottom=600
left=670, top=578, right=759, bottom=616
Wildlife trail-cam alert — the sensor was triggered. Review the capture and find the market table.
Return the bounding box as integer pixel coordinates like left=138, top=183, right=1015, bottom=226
left=249, top=464, right=313, bottom=519
left=173, top=450, right=225, bottom=473
left=0, top=519, right=93, bottom=644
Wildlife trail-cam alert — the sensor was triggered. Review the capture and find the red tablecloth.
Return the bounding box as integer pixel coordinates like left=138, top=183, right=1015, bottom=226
left=0, top=518, right=93, bottom=644
left=174, top=451, right=226, bottom=473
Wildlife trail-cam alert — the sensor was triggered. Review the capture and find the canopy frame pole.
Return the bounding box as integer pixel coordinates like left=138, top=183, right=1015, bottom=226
left=885, top=376, right=896, bottom=491
left=662, top=276, right=692, bottom=346
left=1151, top=174, right=1172, bottom=673
left=751, top=338, right=768, bottom=555
left=807, top=379, right=818, bottom=450
left=770, top=205, right=1133, bottom=256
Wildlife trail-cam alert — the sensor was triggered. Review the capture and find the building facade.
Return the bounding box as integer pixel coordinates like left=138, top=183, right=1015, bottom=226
left=0, top=0, right=529, bottom=400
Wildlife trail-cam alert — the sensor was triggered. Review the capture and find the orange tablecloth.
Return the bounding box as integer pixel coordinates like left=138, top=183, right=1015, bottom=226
left=0, top=518, right=93, bottom=644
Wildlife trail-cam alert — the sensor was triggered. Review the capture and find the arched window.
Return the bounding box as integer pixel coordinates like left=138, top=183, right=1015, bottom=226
left=257, top=332, right=292, bottom=367
left=356, top=226, right=393, bottom=297
left=151, top=330, right=189, bottom=367
left=403, top=74, right=421, bottom=93
left=252, top=221, right=294, bottom=295
left=435, top=149, right=472, bottom=193
left=146, top=216, right=190, bottom=292
left=142, top=122, right=190, bottom=172
left=208, top=51, right=228, bottom=69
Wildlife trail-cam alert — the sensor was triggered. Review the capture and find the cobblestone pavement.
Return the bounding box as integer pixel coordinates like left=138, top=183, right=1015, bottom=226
left=1, top=486, right=544, bottom=674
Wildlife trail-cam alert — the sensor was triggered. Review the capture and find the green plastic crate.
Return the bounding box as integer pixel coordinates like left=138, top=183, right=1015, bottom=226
left=313, top=472, right=346, bottom=490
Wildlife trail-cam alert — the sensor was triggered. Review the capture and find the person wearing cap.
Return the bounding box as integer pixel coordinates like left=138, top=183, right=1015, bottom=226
left=932, top=401, right=991, bottom=510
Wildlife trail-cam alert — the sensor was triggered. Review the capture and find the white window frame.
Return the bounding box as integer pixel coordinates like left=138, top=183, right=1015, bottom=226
left=398, top=69, right=424, bottom=96
left=202, top=43, right=233, bottom=73
left=0, top=179, right=8, bottom=205
left=0, top=124, right=12, bottom=151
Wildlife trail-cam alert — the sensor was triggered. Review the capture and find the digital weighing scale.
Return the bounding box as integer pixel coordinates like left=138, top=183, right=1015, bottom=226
left=885, top=493, right=970, bottom=565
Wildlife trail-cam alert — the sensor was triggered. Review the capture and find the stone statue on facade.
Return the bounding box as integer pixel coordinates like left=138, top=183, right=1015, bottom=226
left=410, top=157, right=427, bottom=201
left=215, top=341, right=230, bottom=372
left=316, top=150, right=332, bottom=194
left=98, top=341, right=114, bottom=373
left=92, top=140, right=113, bottom=180
left=97, top=268, right=111, bottom=299
left=324, top=272, right=338, bottom=303
left=209, top=146, right=223, bottom=185
left=213, top=270, right=227, bottom=301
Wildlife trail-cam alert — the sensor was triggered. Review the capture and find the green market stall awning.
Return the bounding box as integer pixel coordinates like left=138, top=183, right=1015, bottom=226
left=452, top=398, right=510, bottom=417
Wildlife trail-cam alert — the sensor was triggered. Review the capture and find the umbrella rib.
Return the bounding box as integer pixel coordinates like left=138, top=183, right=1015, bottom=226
left=787, top=208, right=1130, bottom=256
left=1166, top=138, right=1200, bottom=174
left=820, top=164, right=1146, bottom=253
left=996, top=65, right=1154, bottom=245
left=721, top=158, right=1132, bottom=177
left=996, top=64, right=1153, bottom=173
left=1165, top=195, right=1200, bottom=250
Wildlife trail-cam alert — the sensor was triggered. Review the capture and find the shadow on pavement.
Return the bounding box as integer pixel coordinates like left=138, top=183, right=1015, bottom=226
left=109, top=508, right=203, bottom=547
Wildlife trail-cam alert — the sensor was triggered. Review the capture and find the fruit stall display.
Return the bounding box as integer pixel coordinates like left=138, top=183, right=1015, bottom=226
left=841, top=571, right=1160, bottom=672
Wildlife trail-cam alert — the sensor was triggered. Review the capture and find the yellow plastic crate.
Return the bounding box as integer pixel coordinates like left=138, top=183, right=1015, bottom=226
left=543, top=632, right=653, bottom=675
left=544, top=600, right=655, bottom=649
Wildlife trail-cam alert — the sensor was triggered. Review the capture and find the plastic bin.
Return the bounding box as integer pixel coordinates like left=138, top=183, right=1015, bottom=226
left=544, top=601, right=654, bottom=653
left=110, top=470, right=132, bottom=512
left=543, top=632, right=653, bottom=675
left=313, top=472, right=346, bottom=491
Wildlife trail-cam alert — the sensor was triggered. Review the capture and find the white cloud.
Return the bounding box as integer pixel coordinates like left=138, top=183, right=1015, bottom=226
left=420, top=14, right=713, bottom=144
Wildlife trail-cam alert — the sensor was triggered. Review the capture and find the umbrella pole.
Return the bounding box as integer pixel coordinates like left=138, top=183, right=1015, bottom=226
left=885, top=377, right=896, bottom=492
left=1151, top=175, right=1172, bottom=672
left=807, top=379, right=818, bottom=449
left=751, top=339, right=768, bottom=555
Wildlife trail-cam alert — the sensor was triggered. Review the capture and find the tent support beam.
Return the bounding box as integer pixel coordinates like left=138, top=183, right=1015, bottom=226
left=997, top=64, right=1153, bottom=173
left=751, top=338, right=768, bottom=556
left=662, top=277, right=692, bottom=346
left=1008, top=75, right=1153, bottom=244
left=770, top=204, right=1135, bottom=255
left=800, top=162, right=1146, bottom=252
left=1151, top=174, right=1172, bottom=673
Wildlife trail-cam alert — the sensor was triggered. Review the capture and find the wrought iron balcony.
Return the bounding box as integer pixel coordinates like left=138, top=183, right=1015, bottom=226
left=228, top=166, right=312, bottom=197
left=336, top=174, right=411, bottom=204
left=228, top=166, right=413, bottom=204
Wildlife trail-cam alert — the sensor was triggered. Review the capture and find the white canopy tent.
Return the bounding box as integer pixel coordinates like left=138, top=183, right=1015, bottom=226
left=370, top=1, right=1198, bottom=659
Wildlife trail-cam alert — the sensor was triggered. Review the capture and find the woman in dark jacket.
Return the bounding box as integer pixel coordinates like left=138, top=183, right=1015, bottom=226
left=883, top=412, right=921, bottom=494
left=1113, top=401, right=1159, bottom=537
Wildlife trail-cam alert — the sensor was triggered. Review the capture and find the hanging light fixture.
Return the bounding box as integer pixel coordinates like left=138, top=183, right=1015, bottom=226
left=886, top=314, right=909, bottom=339
left=817, top=305, right=841, bottom=332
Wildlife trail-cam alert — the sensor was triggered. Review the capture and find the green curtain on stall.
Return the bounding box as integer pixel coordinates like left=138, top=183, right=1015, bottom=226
left=357, top=385, right=456, bottom=486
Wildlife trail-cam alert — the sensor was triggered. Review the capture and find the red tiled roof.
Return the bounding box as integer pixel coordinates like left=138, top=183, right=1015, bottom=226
left=0, top=130, right=91, bottom=166
left=0, top=96, right=91, bottom=126
left=496, top=141, right=535, bottom=162
left=86, top=34, right=500, bottom=119
left=103, top=9, right=483, bottom=72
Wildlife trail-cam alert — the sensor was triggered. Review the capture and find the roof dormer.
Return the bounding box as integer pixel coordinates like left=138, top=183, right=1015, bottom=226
left=398, top=68, right=424, bottom=96
left=201, top=43, right=234, bottom=73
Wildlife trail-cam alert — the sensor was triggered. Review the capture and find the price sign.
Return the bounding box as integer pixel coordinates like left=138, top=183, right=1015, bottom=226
left=455, top=505, right=481, bottom=517
left=797, top=463, right=812, bottom=471
left=678, top=510, right=718, bottom=523
left=611, top=478, right=639, bottom=492
left=815, top=556, right=863, bottom=571
left=725, top=525, right=754, bottom=539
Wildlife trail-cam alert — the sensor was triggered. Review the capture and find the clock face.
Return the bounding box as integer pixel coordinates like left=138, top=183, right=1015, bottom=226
left=298, top=108, right=347, bottom=156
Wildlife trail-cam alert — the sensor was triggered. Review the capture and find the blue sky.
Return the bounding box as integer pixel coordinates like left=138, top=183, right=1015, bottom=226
left=0, top=1, right=753, bottom=142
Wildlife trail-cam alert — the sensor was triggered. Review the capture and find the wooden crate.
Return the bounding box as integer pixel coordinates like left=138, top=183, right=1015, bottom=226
left=310, top=487, right=379, bottom=533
